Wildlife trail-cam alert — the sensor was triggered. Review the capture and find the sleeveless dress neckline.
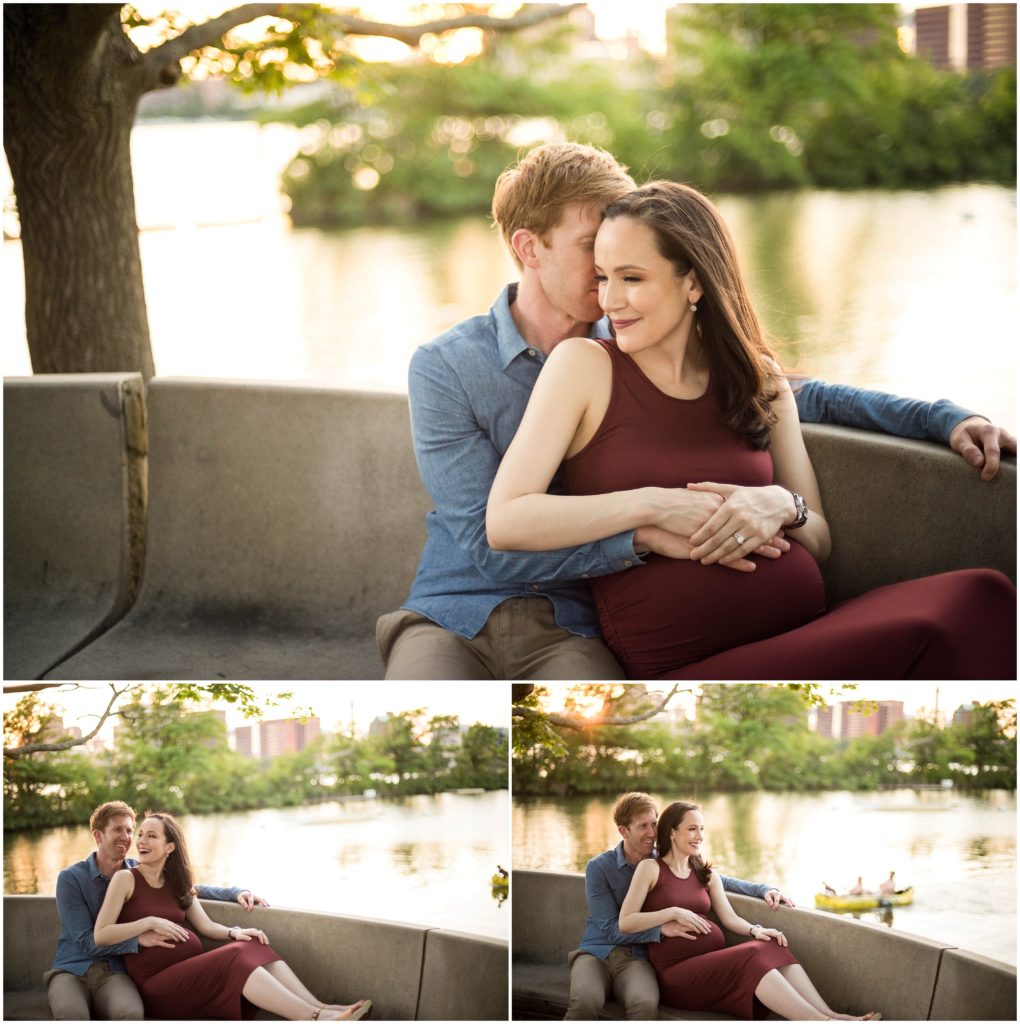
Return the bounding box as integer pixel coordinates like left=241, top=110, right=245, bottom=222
left=659, top=860, right=692, bottom=880
left=132, top=869, right=166, bottom=890
left=615, top=344, right=713, bottom=404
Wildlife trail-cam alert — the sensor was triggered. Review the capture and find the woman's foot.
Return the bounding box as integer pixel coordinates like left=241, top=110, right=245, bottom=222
left=826, top=1014, right=880, bottom=1021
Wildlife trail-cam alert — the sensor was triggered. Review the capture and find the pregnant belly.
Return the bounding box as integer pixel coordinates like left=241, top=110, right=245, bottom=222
left=126, top=931, right=204, bottom=985
left=650, top=922, right=727, bottom=969
left=592, top=540, right=825, bottom=678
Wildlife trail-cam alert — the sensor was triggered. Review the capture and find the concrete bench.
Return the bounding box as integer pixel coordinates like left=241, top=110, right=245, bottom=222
left=5, top=375, right=1013, bottom=680
left=511, top=869, right=1016, bottom=1021
left=4, top=374, right=147, bottom=680
left=803, top=425, right=1016, bottom=604
left=46, top=378, right=430, bottom=680
left=3, top=895, right=507, bottom=1021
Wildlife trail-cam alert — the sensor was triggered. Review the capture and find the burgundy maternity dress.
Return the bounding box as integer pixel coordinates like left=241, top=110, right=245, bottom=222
left=643, top=861, right=796, bottom=1019
left=119, top=868, right=281, bottom=1020
left=561, top=338, right=1016, bottom=679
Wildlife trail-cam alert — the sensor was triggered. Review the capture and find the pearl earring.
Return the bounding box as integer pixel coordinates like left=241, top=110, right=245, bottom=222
left=690, top=302, right=698, bottom=312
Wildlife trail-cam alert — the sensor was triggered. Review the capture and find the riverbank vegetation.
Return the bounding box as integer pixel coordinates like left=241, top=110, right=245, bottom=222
left=275, top=4, right=1016, bottom=227
left=3, top=689, right=507, bottom=832
left=512, top=685, right=1016, bottom=797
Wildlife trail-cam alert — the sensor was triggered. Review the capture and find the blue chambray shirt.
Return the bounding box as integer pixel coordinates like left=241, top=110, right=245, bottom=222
left=51, top=852, right=244, bottom=975
left=405, top=284, right=975, bottom=639
left=578, top=842, right=772, bottom=960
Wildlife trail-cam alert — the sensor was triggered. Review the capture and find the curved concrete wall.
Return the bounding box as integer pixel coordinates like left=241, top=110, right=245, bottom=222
left=803, top=423, right=1016, bottom=603
left=3, top=895, right=507, bottom=1021
left=5, top=376, right=1015, bottom=679
left=4, top=374, right=147, bottom=679
left=48, top=380, right=431, bottom=679
left=512, top=869, right=1016, bottom=1022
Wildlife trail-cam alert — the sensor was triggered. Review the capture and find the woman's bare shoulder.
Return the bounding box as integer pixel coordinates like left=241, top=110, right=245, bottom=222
left=546, top=336, right=612, bottom=368
left=107, top=868, right=136, bottom=896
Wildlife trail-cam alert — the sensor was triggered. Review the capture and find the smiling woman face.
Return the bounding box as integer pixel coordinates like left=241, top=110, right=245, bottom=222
left=670, top=808, right=706, bottom=860
left=136, top=816, right=176, bottom=866
left=594, top=214, right=700, bottom=357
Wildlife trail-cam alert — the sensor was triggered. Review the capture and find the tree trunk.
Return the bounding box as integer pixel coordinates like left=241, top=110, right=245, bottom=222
left=4, top=5, right=155, bottom=377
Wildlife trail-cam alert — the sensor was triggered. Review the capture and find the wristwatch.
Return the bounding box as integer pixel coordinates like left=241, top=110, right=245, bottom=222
left=786, top=491, right=808, bottom=530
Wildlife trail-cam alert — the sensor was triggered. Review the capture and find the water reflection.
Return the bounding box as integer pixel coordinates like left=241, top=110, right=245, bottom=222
left=513, top=789, right=1015, bottom=965
left=5, top=791, right=508, bottom=940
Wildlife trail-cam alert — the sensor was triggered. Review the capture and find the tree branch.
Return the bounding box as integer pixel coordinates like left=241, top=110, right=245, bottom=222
left=139, top=2, right=581, bottom=91
left=511, top=685, right=687, bottom=731
left=4, top=683, right=131, bottom=760
left=144, top=3, right=285, bottom=64
left=314, top=4, right=584, bottom=48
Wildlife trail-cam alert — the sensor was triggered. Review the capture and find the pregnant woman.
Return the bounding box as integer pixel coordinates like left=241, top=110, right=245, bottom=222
left=619, top=801, right=878, bottom=1020
left=486, top=179, right=1015, bottom=679
left=94, top=812, right=370, bottom=1021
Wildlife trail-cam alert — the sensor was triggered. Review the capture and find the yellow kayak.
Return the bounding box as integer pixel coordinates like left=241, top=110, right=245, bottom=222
left=815, top=887, right=913, bottom=911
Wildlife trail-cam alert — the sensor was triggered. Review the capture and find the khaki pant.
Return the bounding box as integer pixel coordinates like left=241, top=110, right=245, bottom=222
left=377, top=597, right=626, bottom=680
left=44, top=963, right=145, bottom=1020
left=564, top=947, right=659, bottom=1020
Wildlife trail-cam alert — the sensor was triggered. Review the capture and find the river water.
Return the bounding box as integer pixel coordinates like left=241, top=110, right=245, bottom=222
left=2, top=121, right=1016, bottom=429
left=513, top=788, right=1016, bottom=965
left=4, top=791, right=509, bottom=940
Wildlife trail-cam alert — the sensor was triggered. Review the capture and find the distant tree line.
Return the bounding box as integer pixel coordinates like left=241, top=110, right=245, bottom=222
left=269, top=3, right=1016, bottom=227
left=512, top=685, right=1016, bottom=797
left=4, top=691, right=507, bottom=832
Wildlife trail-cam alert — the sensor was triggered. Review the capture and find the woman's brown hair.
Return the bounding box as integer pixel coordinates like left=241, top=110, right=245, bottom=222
left=656, top=801, right=713, bottom=888
left=602, top=181, right=779, bottom=449
left=143, top=811, right=196, bottom=909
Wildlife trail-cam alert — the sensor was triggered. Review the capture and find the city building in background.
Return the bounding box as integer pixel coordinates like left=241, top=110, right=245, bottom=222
left=233, top=716, right=321, bottom=758
left=810, top=701, right=907, bottom=739
left=910, top=2, right=1017, bottom=69
left=368, top=714, right=392, bottom=740
left=953, top=703, right=980, bottom=728
left=839, top=701, right=905, bottom=739
left=815, top=705, right=835, bottom=740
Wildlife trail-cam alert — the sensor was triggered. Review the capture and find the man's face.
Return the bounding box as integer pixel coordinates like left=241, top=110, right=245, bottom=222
left=94, top=814, right=134, bottom=864
left=618, top=808, right=657, bottom=861
left=531, top=202, right=605, bottom=325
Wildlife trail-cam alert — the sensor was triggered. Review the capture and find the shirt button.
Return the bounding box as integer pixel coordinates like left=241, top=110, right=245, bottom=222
left=582, top=573, right=590, bottom=579
left=527, top=348, right=537, bottom=358
left=529, top=584, right=540, bottom=592
left=624, top=560, right=633, bottom=567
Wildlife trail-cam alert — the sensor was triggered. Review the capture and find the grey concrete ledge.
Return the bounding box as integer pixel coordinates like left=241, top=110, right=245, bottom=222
left=511, top=869, right=1016, bottom=1021
left=3, top=894, right=507, bottom=1021
left=6, top=375, right=1015, bottom=680
left=42, top=378, right=430, bottom=680
left=4, top=373, right=147, bottom=680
